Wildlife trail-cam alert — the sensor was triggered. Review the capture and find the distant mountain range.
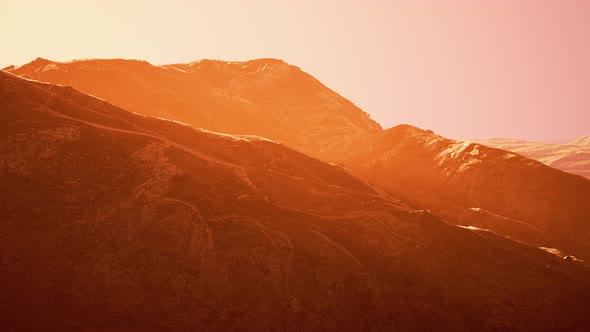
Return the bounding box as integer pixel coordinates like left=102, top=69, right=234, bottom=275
left=470, top=137, right=590, bottom=179
left=569, top=134, right=590, bottom=146
left=2, top=59, right=590, bottom=330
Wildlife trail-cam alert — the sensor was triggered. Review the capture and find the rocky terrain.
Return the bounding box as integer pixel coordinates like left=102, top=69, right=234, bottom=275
left=2, top=71, right=590, bottom=330
left=8, top=58, right=590, bottom=262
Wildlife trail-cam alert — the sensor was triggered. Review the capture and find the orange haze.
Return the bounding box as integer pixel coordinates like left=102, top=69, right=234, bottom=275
left=2, top=0, right=589, bottom=141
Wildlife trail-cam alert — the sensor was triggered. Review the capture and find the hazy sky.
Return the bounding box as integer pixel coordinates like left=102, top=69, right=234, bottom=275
left=2, top=0, right=589, bottom=141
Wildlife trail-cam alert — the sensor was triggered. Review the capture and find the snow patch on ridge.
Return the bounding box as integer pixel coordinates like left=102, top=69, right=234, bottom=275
left=436, top=142, right=486, bottom=171
left=153, top=117, right=277, bottom=143
left=540, top=247, right=585, bottom=262
left=259, top=63, right=269, bottom=72
left=42, top=64, right=58, bottom=72
left=169, top=67, right=188, bottom=73
left=438, top=142, right=470, bottom=160
left=458, top=225, right=487, bottom=231
left=540, top=247, right=565, bottom=257
left=503, top=153, right=517, bottom=159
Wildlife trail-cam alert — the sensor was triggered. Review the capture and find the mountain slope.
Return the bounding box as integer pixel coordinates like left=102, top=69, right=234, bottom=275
left=471, top=138, right=590, bottom=179
left=338, top=125, right=590, bottom=259
left=2, top=71, right=590, bottom=330
left=6, top=57, right=381, bottom=156
left=6, top=58, right=590, bottom=260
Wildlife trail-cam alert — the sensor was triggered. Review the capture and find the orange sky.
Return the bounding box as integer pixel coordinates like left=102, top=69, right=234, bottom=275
left=2, top=0, right=589, bottom=142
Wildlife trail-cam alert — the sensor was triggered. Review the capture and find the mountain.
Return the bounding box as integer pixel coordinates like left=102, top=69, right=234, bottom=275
left=6, top=58, right=590, bottom=260
left=470, top=138, right=590, bottom=179
left=569, top=134, right=590, bottom=147
left=6, top=57, right=381, bottom=157
left=332, top=126, right=590, bottom=259
left=3, top=71, right=590, bottom=330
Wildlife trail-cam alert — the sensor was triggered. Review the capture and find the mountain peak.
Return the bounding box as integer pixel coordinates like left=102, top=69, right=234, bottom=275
left=389, top=124, right=430, bottom=134
left=17, top=57, right=54, bottom=69
left=32, top=57, right=51, bottom=63
left=385, top=124, right=438, bottom=140
left=179, top=58, right=292, bottom=74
